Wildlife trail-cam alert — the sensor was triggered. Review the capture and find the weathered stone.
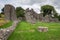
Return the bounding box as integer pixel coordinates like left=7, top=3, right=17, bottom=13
left=39, top=14, right=59, bottom=22
left=0, top=38, right=2, bottom=40
left=4, top=4, right=17, bottom=21
left=38, top=26, right=48, bottom=32
left=24, top=8, right=59, bottom=23
left=25, top=8, right=37, bottom=23
left=0, top=21, right=19, bottom=40
left=39, top=13, right=44, bottom=21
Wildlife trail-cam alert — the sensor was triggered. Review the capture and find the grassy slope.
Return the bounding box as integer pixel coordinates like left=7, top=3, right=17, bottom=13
left=0, top=21, right=13, bottom=28
left=8, top=21, right=60, bottom=40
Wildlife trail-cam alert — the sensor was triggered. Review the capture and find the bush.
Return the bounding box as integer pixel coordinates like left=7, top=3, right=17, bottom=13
left=16, top=7, right=25, bottom=18
left=41, top=5, right=57, bottom=17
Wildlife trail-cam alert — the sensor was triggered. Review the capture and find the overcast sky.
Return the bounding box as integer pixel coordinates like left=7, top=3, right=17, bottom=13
left=0, top=0, right=60, bottom=14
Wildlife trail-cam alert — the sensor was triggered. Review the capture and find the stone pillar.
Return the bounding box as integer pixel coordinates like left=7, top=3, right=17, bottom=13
left=4, top=5, right=11, bottom=20
left=4, top=4, right=17, bottom=21
left=10, top=6, right=17, bottom=21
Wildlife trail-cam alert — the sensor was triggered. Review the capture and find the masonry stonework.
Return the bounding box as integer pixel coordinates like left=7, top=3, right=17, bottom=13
left=4, top=4, right=17, bottom=21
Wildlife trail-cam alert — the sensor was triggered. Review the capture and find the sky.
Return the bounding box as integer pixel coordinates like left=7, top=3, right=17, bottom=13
left=0, top=0, right=60, bottom=14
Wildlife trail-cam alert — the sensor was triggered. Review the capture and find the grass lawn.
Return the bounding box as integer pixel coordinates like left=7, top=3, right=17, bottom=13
left=0, top=21, right=13, bottom=28
left=8, top=21, right=60, bottom=40
left=0, top=18, right=13, bottom=28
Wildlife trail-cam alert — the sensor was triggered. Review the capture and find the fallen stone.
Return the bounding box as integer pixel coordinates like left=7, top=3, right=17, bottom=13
left=38, top=26, right=48, bottom=32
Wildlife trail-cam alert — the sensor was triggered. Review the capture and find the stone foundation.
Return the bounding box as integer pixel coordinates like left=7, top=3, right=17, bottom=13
left=38, top=26, right=48, bottom=32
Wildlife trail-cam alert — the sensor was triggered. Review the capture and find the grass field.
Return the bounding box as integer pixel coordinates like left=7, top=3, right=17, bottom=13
left=8, top=21, right=60, bottom=40
left=0, top=18, right=13, bottom=28
left=0, top=21, right=12, bottom=29
left=0, top=18, right=9, bottom=26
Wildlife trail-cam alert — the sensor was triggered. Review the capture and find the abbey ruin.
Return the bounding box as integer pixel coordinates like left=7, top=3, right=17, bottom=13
left=24, top=8, right=59, bottom=23
left=3, top=4, right=59, bottom=23
left=4, top=4, right=17, bottom=21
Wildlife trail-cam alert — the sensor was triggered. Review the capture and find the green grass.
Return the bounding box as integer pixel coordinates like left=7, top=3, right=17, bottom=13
left=0, top=21, right=13, bottom=28
left=8, top=21, right=60, bottom=40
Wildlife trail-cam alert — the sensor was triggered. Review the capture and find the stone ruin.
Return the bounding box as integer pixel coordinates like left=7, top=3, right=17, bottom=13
left=24, top=8, right=59, bottom=23
left=0, top=21, right=19, bottom=40
left=0, top=4, right=18, bottom=40
left=4, top=4, right=17, bottom=21
left=3, top=4, right=59, bottom=23
left=38, top=26, right=48, bottom=32
left=39, top=13, right=59, bottom=22
left=25, top=8, right=37, bottom=23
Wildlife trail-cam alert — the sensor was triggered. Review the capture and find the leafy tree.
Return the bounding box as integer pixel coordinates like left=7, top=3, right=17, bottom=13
left=57, top=15, right=60, bottom=21
left=54, top=13, right=58, bottom=18
left=41, top=5, right=57, bottom=17
left=1, top=8, right=4, bottom=14
left=2, top=8, right=4, bottom=12
left=0, top=8, right=4, bottom=18
left=16, top=7, right=25, bottom=18
left=0, top=14, right=1, bottom=17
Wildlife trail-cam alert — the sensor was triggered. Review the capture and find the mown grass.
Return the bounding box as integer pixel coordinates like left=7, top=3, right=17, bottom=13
left=0, top=21, right=13, bottom=28
left=8, top=21, right=60, bottom=40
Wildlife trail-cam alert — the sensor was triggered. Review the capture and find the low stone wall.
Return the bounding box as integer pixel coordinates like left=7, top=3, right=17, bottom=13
left=0, top=21, right=19, bottom=40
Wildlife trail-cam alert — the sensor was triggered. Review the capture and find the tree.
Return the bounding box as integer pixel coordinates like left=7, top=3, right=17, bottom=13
left=16, top=7, right=25, bottom=18
left=1, top=8, right=4, bottom=14
left=2, top=8, right=4, bottom=12
left=54, top=13, right=58, bottom=18
left=57, top=15, right=60, bottom=21
left=0, top=14, right=1, bottom=18
left=41, top=5, right=57, bottom=17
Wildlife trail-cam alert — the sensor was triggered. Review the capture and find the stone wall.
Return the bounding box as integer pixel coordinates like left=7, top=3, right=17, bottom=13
left=39, top=14, right=59, bottom=22
left=0, top=21, right=19, bottom=40
left=4, top=4, right=17, bottom=21
left=24, top=8, right=37, bottom=23
left=24, top=8, right=59, bottom=23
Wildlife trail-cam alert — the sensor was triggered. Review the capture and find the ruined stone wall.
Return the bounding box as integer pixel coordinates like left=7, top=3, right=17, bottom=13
left=25, top=8, right=37, bottom=23
left=10, top=6, right=17, bottom=21
left=0, top=21, right=19, bottom=40
left=4, top=5, right=11, bottom=20
left=24, top=8, right=59, bottom=23
left=30, top=9, right=39, bottom=20
left=4, top=4, right=17, bottom=21
left=39, top=13, right=59, bottom=22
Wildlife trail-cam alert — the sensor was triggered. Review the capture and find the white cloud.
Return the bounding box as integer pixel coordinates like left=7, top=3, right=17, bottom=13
left=0, top=0, right=60, bottom=14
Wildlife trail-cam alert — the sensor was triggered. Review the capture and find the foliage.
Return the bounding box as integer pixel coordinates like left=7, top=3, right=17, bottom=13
left=1, top=8, right=4, bottom=14
left=1, top=8, right=4, bottom=12
left=16, top=7, right=25, bottom=18
left=57, top=15, right=60, bottom=21
left=41, top=5, right=57, bottom=17
left=54, top=13, right=58, bottom=18
left=0, top=14, right=1, bottom=17
left=0, top=13, right=4, bottom=18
